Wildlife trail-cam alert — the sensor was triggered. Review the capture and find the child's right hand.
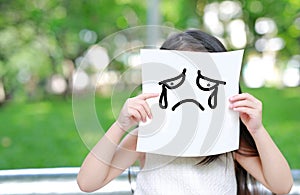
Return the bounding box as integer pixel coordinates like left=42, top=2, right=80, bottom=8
left=116, top=93, right=159, bottom=131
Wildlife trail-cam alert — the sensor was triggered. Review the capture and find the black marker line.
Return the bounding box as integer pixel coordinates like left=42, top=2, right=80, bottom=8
left=196, top=70, right=227, bottom=109
left=172, top=99, right=205, bottom=111
left=196, top=70, right=226, bottom=91
left=208, top=87, right=218, bottom=109
left=158, top=68, right=187, bottom=109
left=158, top=85, right=168, bottom=109
left=159, top=68, right=186, bottom=89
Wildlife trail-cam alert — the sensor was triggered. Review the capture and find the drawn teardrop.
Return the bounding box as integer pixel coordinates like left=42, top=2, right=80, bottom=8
left=159, top=86, right=168, bottom=109
left=208, top=87, right=218, bottom=109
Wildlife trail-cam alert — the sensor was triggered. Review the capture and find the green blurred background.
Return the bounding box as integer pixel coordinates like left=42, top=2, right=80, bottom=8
left=0, top=0, right=299, bottom=170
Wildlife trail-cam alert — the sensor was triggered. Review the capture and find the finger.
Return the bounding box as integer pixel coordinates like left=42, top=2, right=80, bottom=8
left=229, top=99, right=256, bottom=109
left=232, top=106, right=256, bottom=116
left=130, top=103, right=148, bottom=122
left=128, top=108, right=142, bottom=122
left=138, top=93, right=159, bottom=100
left=127, top=97, right=152, bottom=120
left=136, top=99, right=152, bottom=119
left=229, top=93, right=257, bottom=102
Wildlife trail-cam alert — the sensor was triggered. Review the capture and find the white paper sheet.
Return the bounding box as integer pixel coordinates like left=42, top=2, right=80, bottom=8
left=137, top=49, right=244, bottom=157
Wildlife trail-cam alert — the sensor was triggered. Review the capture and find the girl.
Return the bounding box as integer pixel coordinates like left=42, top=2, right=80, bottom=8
left=77, top=30, right=293, bottom=194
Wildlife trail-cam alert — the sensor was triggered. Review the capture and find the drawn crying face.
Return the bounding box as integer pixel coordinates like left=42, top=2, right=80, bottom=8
left=158, top=68, right=226, bottom=111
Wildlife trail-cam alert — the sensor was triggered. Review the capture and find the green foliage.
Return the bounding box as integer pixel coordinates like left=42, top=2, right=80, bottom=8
left=0, top=0, right=147, bottom=100
left=240, top=0, right=300, bottom=60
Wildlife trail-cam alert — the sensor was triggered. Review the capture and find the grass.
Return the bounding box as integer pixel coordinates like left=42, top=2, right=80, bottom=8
left=0, top=87, right=299, bottom=170
left=242, top=86, right=300, bottom=169
left=0, top=96, right=115, bottom=169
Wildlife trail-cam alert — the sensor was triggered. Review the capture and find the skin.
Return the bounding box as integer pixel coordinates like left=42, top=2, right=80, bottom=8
left=77, top=93, right=293, bottom=194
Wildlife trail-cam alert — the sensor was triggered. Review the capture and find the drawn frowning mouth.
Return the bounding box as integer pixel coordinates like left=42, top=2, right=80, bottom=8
left=158, top=68, right=226, bottom=111
left=172, top=99, right=205, bottom=111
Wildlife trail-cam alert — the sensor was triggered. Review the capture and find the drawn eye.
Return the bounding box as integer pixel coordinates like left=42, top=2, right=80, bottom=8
left=196, top=70, right=226, bottom=91
left=159, top=68, right=186, bottom=89
left=198, top=78, right=218, bottom=90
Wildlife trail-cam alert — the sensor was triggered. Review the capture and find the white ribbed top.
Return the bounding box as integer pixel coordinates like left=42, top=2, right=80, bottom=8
left=134, top=153, right=236, bottom=195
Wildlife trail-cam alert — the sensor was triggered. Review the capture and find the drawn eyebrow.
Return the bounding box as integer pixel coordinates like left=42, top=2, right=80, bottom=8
left=197, top=70, right=226, bottom=84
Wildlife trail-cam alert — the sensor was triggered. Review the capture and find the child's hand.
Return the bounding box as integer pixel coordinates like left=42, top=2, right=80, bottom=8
left=117, top=93, right=159, bottom=131
left=229, top=93, right=263, bottom=134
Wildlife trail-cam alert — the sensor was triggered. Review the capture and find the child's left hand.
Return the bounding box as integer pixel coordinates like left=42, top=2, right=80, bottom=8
left=229, top=93, right=263, bottom=134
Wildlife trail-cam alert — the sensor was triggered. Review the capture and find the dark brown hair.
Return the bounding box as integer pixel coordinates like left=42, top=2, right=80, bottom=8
left=161, top=29, right=259, bottom=195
